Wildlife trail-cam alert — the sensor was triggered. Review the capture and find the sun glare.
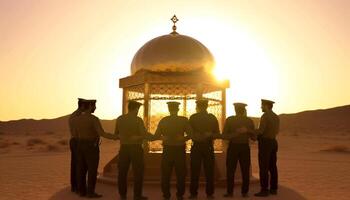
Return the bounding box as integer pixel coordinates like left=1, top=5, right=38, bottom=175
left=190, top=20, right=280, bottom=116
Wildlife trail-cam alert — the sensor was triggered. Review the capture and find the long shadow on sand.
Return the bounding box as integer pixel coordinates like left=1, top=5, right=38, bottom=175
left=49, top=183, right=306, bottom=200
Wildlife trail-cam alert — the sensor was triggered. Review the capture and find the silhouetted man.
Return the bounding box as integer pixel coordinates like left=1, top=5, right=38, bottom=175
left=189, top=99, right=220, bottom=199
left=222, top=103, right=255, bottom=198
left=115, top=100, right=152, bottom=200
left=68, top=98, right=86, bottom=193
left=154, top=102, right=193, bottom=200
left=72, top=99, right=117, bottom=198
left=254, top=99, right=280, bottom=197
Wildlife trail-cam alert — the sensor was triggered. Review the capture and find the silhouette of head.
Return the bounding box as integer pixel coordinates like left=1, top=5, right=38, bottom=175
left=128, top=100, right=142, bottom=115
left=167, top=102, right=180, bottom=115
left=261, top=99, right=274, bottom=113
left=83, top=100, right=96, bottom=113
left=77, top=98, right=87, bottom=110
left=234, top=103, right=247, bottom=116
left=196, top=99, right=209, bottom=113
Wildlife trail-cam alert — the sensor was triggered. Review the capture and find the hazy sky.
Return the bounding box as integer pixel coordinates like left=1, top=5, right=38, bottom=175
left=0, top=0, right=349, bottom=121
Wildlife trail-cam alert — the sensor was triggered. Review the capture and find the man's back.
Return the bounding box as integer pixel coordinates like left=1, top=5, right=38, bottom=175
left=69, top=109, right=81, bottom=137
left=189, top=112, right=219, bottom=142
left=223, top=115, right=255, bottom=144
left=190, top=112, right=219, bottom=133
left=156, top=115, right=192, bottom=145
left=73, top=113, right=100, bottom=140
left=115, top=113, right=147, bottom=144
left=259, top=110, right=279, bottom=139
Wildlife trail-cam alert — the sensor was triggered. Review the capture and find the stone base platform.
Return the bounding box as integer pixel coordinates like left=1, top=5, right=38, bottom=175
left=98, top=151, right=257, bottom=187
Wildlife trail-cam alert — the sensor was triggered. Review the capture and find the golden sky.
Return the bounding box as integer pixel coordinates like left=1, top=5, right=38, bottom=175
left=0, top=0, right=349, bottom=121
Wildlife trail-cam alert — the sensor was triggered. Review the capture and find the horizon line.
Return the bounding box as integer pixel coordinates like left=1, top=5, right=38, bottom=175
left=1, top=104, right=349, bottom=123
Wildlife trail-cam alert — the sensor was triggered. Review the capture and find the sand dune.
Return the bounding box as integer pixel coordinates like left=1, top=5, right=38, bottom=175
left=279, top=105, right=350, bottom=134
left=1, top=105, right=349, bottom=136
left=0, top=117, right=116, bottom=135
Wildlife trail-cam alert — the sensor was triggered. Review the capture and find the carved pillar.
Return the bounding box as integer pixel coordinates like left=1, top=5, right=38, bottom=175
left=143, top=83, right=150, bottom=152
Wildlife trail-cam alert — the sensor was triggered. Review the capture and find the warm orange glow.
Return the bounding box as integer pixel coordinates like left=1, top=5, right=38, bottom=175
left=206, top=23, right=279, bottom=116
left=0, top=0, right=349, bottom=120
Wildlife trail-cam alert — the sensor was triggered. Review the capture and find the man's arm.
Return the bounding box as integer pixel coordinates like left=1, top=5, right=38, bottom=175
left=221, top=118, right=241, bottom=140
left=221, top=118, right=232, bottom=140
left=196, top=116, right=220, bottom=141
left=137, top=119, right=155, bottom=141
left=68, top=117, right=75, bottom=137
left=221, top=118, right=247, bottom=140
left=248, top=118, right=257, bottom=141
left=113, top=118, right=120, bottom=140
left=93, top=117, right=117, bottom=140
left=152, top=120, right=163, bottom=141
left=184, top=119, right=193, bottom=141
left=255, top=114, right=267, bottom=137
left=211, top=115, right=221, bottom=139
left=71, top=119, right=79, bottom=138
left=68, top=117, right=73, bottom=135
left=228, top=129, right=245, bottom=139
left=188, top=116, right=202, bottom=141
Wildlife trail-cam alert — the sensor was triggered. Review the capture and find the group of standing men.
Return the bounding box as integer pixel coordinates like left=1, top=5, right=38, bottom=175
left=69, top=98, right=279, bottom=199
left=69, top=98, right=117, bottom=198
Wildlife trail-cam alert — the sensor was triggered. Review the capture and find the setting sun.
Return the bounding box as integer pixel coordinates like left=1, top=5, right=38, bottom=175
left=203, top=22, right=279, bottom=116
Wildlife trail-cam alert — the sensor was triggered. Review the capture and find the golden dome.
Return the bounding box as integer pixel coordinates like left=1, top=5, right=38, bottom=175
left=131, top=32, right=215, bottom=74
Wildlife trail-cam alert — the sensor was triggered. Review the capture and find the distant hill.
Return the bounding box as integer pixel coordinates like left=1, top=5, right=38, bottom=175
left=0, top=115, right=116, bottom=134
left=279, top=105, right=350, bottom=134
left=0, top=105, right=349, bottom=135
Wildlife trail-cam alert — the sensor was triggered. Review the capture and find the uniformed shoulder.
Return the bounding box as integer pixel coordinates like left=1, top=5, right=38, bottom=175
left=244, top=116, right=253, bottom=121
left=272, top=112, right=280, bottom=121
left=189, top=113, right=200, bottom=119
left=115, top=115, right=124, bottom=123
left=68, top=114, right=74, bottom=122
left=226, top=116, right=235, bottom=121
left=69, top=110, right=79, bottom=120
left=136, top=116, right=144, bottom=123
left=179, top=116, right=189, bottom=121
left=246, top=117, right=255, bottom=124
left=69, top=114, right=78, bottom=123
left=272, top=111, right=279, bottom=118
left=116, top=115, right=123, bottom=120
left=261, top=112, right=268, bottom=118
left=159, top=116, right=168, bottom=123
left=90, top=114, right=100, bottom=121
left=208, top=113, right=218, bottom=119
left=71, top=110, right=78, bottom=115
left=162, top=116, right=170, bottom=120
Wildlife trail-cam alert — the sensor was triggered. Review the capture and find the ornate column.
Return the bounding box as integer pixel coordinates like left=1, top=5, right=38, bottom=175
left=143, top=82, right=150, bottom=152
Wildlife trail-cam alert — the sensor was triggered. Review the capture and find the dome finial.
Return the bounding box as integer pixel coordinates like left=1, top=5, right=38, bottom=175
left=171, top=15, right=179, bottom=34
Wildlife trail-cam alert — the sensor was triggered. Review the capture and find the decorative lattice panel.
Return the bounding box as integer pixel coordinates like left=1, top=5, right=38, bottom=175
left=148, top=84, right=197, bottom=152
left=150, top=84, right=197, bottom=96
left=124, top=83, right=225, bottom=152
left=203, top=89, right=223, bottom=151
left=126, top=85, right=144, bottom=118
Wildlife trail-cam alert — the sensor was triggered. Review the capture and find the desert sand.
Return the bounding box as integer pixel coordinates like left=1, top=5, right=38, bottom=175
left=0, top=131, right=349, bottom=200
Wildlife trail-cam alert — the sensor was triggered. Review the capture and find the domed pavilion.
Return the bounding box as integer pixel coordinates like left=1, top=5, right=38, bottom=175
left=100, top=16, right=232, bottom=185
